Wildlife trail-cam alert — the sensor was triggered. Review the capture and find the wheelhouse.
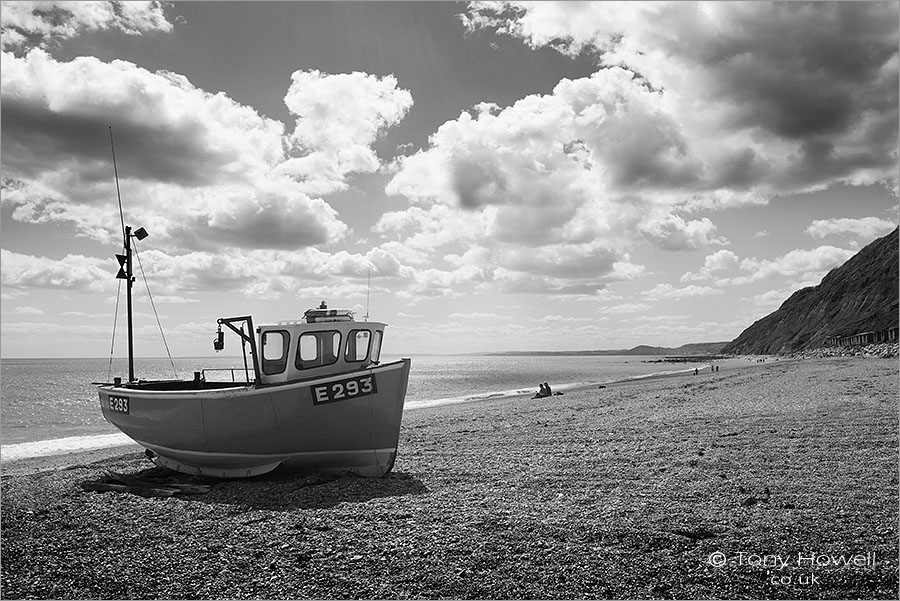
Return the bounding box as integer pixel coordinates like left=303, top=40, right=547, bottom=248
left=256, top=309, right=385, bottom=385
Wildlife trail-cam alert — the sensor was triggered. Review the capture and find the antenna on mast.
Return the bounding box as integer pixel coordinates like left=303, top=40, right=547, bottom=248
left=364, top=267, right=371, bottom=321
left=110, top=127, right=126, bottom=241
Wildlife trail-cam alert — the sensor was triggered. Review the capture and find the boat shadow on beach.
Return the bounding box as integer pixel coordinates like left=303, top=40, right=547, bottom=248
left=80, top=464, right=429, bottom=511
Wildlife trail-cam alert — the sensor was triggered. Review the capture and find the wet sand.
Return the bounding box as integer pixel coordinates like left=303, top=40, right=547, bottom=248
left=2, top=357, right=897, bottom=599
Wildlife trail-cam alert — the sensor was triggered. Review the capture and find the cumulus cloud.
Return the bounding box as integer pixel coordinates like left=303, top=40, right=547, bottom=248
left=720, top=245, right=857, bottom=286
left=681, top=249, right=741, bottom=282
left=805, top=217, right=897, bottom=240
left=374, top=0, right=894, bottom=300
left=463, top=1, right=899, bottom=195
left=373, top=205, right=488, bottom=265
left=638, top=213, right=727, bottom=251
left=0, top=249, right=114, bottom=291
left=1, top=1, right=173, bottom=51
left=382, top=67, right=730, bottom=297
left=679, top=244, right=857, bottom=288
left=387, top=68, right=712, bottom=213
left=1, top=50, right=283, bottom=186
left=1, top=50, right=414, bottom=255
left=277, top=70, right=414, bottom=195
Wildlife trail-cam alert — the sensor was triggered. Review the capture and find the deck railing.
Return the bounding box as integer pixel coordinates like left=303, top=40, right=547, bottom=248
left=201, top=367, right=254, bottom=384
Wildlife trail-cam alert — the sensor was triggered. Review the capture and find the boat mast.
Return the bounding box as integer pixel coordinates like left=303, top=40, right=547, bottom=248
left=110, top=128, right=147, bottom=383
left=124, top=225, right=135, bottom=382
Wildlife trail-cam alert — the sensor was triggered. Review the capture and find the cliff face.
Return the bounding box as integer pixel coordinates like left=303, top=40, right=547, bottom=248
left=722, top=228, right=899, bottom=355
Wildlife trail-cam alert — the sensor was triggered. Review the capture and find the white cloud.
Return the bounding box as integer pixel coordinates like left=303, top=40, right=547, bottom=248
left=622, top=313, right=688, bottom=323
left=683, top=244, right=858, bottom=288
left=448, top=312, right=513, bottom=320
left=598, top=303, right=652, bottom=315
left=373, top=205, right=488, bottom=265
left=746, top=284, right=817, bottom=310
left=806, top=217, right=897, bottom=240
left=382, top=66, right=733, bottom=296
left=638, top=213, right=727, bottom=251
left=1, top=1, right=173, bottom=50
left=641, top=283, right=724, bottom=300
left=277, top=70, right=414, bottom=195
left=0, top=244, right=413, bottom=307
left=1, top=50, right=418, bottom=252
left=1, top=49, right=284, bottom=186
left=150, top=295, right=200, bottom=304
left=0, top=249, right=114, bottom=291
left=681, top=249, right=740, bottom=282
left=492, top=259, right=643, bottom=298
left=387, top=67, right=714, bottom=215
left=464, top=1, right=899, bottom=195
left=539, top=315, right=598, bottom=323
left=11, top=305, right=44, bottom=315
left=720, top=245, right=856, bottom=286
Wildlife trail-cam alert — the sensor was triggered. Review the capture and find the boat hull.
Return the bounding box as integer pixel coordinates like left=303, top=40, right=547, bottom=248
left=98, top=359, right=411, bottom=478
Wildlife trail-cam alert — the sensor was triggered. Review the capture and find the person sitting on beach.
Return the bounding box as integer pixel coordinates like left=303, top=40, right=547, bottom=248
left=533, top=383, right=549, bottom=399
left=543, top=381, right=552, bottom=396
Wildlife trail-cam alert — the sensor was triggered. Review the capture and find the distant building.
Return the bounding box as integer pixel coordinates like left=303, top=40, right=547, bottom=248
left=825, top=327, right=899, bottom=347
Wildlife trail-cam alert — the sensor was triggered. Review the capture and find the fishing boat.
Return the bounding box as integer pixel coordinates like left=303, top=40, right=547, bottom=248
left=97, top=302, right=410, bottom=478
left=95, top=133, right=410, bottom=478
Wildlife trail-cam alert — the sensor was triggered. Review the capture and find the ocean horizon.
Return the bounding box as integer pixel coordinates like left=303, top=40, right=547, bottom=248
left=1, top=353, right=755, bottom=460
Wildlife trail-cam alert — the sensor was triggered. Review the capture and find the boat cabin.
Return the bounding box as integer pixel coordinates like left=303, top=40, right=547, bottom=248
left=255, top=308, right=385, bottom=385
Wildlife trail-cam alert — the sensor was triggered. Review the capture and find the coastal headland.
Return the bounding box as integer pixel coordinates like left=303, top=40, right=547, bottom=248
left=2, top=357, right=897, bottom=599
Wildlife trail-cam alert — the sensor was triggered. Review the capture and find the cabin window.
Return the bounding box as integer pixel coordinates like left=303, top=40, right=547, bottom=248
left=345, top=329, right=371, bottom=363
left=261, top=330, right=290, bottom=375
left=371, top=330, right=383, bottom=363
left=296, top=331, right=341, bottom=370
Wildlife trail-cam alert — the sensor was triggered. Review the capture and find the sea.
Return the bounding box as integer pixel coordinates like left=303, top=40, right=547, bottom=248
left=0, top=354, right=747, bottom=461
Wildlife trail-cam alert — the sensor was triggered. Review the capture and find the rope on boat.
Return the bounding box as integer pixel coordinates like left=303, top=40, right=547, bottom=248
left=107, top=278, right=122, bottom=381
left=133, top=241, right=179, bottom=379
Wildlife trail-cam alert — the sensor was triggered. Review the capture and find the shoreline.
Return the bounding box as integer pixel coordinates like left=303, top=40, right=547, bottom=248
left=1, top=355, right=780, bottom=469
left=2, top=356, right=897, bottom=598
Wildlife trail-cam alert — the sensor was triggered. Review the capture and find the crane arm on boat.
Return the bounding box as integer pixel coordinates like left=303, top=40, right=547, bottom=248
left=214, top=316, right=261, bottom=385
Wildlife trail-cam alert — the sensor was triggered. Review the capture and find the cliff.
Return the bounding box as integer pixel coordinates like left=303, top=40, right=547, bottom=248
left=722, top=228, right=898, bottom=355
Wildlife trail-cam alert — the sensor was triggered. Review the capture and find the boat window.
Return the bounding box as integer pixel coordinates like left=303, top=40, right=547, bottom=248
left=371, top=330, right=383, bottom=362
left=261, top=330, right=289, bottom=375
left=345, top=329, right=371, bottom=363
left=296, top=330, right=341, bottom=370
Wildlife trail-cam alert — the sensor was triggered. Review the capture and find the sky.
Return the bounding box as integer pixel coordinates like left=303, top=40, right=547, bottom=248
left=1, top=1, right=898, bottom=359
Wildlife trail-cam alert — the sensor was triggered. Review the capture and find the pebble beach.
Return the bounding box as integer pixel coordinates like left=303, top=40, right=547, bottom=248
left=2, top=356, right=897, bottom=599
